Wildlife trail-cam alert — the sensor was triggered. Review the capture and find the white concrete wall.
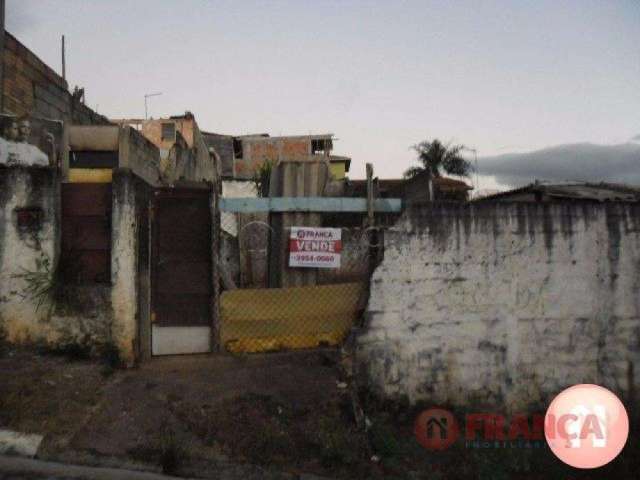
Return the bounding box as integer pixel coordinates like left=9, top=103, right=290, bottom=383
left=163, top=127, right=218, bottom=186
left=0, top=167, right=59, bottom=342
left=358, top=203, right=640, bottom=410
left=119, top=126, right=162, bottom=187
left=0, top=166, right=143, bottom=364
left=0, top=169, right=116, bottom=351
left=110, top=170, right=140, bottom=364
left=221, top=180, right=257, bottom=236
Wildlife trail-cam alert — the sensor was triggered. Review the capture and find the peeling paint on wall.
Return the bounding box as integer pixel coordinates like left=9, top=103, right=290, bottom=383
left=0, top=166, right=144, bottom=364
left=357, top=202, right=640, bottom=411
left=0, top=167, right=58, bottom=342
left=110, top=170, right=140, bottom=364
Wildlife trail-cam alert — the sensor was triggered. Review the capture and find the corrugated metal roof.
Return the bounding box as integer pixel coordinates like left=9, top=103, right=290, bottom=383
left=433, top=177, right=473, bottom=191
left=474, top=182, right=640, bottom=202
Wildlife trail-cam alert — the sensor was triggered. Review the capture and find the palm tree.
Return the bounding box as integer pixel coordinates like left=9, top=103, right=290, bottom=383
left=404, top=139, right=472, bottom=178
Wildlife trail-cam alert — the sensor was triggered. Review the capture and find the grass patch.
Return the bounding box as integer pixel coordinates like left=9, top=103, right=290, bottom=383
left=316, top=416, right=361, bottom=467
left=175, top=392, right=371, bottom=476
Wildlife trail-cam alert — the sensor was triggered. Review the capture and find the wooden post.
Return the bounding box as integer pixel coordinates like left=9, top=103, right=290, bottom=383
left=61, top=35, right=66, bottom=81
left=366, top=163, right=374, bottom=227
left=0, top=0, right=4, bottom=113
left=210, top=185, right=221, bottom=352
left=365, top=163, right=381, bottom=279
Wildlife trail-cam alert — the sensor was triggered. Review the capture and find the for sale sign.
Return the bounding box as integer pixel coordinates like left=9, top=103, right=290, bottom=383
left=289, top=227, right=341, bottom=268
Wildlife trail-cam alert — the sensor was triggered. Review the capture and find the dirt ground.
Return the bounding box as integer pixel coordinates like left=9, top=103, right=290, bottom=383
left=0, top=347, right=107, bottom=443
left=0, top=346, right=372, bottom=479
left=3, top=346, right=640, bottom=480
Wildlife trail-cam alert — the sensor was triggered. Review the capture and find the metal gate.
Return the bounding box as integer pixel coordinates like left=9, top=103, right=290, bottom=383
left=151, top=188, right=213, bottom=355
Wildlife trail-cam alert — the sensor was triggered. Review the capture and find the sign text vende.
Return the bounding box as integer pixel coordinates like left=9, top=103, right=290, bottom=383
left=289, top=227, right=341, bottom=268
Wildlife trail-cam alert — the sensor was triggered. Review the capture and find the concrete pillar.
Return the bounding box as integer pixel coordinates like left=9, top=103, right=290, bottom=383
left=0, top=0, right=5, bottom=113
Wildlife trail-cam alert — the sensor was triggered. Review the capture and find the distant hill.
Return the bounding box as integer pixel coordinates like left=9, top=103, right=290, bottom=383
left=480, top=142, right=640, bottom=188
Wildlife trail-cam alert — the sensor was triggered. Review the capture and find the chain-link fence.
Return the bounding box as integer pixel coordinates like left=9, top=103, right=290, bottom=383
left=219, top=211, right=378, bottom=353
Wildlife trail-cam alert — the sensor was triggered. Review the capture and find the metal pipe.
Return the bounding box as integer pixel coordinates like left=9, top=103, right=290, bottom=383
left=144, top=92, right=162, bottom=120
left=61, top=35, right=66, bottom=81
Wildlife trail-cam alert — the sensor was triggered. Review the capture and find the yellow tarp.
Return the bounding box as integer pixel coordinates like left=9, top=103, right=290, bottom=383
left=220, top=282, right=366, bottom=353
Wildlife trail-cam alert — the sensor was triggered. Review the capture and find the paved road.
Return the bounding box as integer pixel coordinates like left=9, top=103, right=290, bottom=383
left=1, top=474, right=74, bottom=479
left=0, top=456, right=330, bottom=480
left=0, top=456, right=192, bottom=480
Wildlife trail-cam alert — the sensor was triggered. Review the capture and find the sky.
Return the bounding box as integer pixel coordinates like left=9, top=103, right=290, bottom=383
left=6, top=0, right=640, bottom=189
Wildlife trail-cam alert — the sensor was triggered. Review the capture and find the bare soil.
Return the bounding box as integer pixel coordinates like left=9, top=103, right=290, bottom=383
left=7, top=346, right=638, bottom=479
left=0, top=347, right=373, bottom=478
left=0, top=347, right=109, bottom=446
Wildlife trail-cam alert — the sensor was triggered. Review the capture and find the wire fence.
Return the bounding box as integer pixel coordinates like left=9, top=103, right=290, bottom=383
left=219, top=212, right=377, bottom=353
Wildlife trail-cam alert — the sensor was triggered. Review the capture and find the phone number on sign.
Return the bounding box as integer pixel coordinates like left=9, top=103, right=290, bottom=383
left=292, top=254, right=336, bottom=262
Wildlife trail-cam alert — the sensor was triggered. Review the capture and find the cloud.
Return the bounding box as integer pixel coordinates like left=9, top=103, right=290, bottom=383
left=479, top=142, right=640, bottom=188
left=631, top=134, right=640, bottom=142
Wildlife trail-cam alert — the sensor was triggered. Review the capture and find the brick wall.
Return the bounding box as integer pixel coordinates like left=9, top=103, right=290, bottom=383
left=141, top=117, right=196, bottom=151
left=236, top=137, right=313, bottom=180
left=2, top=32, right=108, bottom=124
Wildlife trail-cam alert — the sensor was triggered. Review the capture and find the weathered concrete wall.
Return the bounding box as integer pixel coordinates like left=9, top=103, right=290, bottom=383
left=171, top=122, right=217, bottom=184
left=135, top=175, right=152, bottom=360
left=0, top=166, right=145, bottom=364
left=141, top=116, right=195, bottom=150
left=0, top=168, right=113, bottom=349
left=51, top=171, right=143, bottom=364
left=202, top=132, right=234, bottom=179
left=358, top=202, right=640, bottom=410
left=0, top=166, right=59, bottom=342
left=161, top=132, right=189, bottom=183
left=110, top=169, right=140, bottom=363
left=69, top=125, right=119, bottom=151
left=67, top=125, right=162, bottom=188
left=118, top=127, right=162, bottom=187
left=140, top=118, right=216, bottom=185
left=318, top=228, right=370, bottom=285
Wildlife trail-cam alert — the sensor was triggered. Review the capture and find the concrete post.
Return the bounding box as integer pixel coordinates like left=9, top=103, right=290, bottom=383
left=0, top=0, right=5, bottom=113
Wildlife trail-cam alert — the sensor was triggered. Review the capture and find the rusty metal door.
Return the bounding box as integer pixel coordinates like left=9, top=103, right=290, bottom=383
left=151, top=188, right=213, bottom=355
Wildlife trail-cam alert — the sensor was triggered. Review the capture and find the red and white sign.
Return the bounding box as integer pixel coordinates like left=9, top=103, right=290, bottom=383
left=289, top=227, right=341, bottom=269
